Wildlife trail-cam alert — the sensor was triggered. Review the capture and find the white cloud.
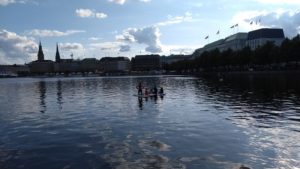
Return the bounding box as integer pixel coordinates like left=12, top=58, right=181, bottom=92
left=95, top=12, right=108, bottom=19
left=232, top=9, right=300, bottom=37
left=75, top=8, right=107, bottom=19
left=75, top=9, right=94, bottom=18
left=0, top=0, right=15, bottom=6
left=164, top=45, right=199, bottom=55
left=119, top=45, right=131, bottom=52
left=117, top=26, right=163, bottom=53
left=59, top=43, right=84, bottom=51
left=108, top=0, right=151, bottom=5
left=109, top=0, right=126, bottom=5
left=89, top=42, right=122, bottom=51
left=0, top=29, right=38, bottom=64
left=256, top=0, right=300, bottom=5
left=89, top=42, right=131, bottom=53
left=26, top=29, right=85, bottom=37
left=88, top=37, right=102, bottom=41
left=156, top=12, right=194, bottom=26
left=139, top=0, right=151, bottom=2
left=115, top=12, right=196, bottom=54
left=0, top=0, right=37, bottom=6
left=115, top=12, right=194, bottom=54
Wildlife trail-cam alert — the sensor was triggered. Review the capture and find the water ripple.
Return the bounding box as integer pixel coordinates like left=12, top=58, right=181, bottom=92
left=0, top=75, right=300, bottom=169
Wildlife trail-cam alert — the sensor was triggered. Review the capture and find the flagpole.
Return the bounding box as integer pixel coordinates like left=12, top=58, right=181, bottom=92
left=230, top=25, right=234, bottom=35
left=205, top=35, right=210, bottom=44
left=216, top=30, right=220, bottom=40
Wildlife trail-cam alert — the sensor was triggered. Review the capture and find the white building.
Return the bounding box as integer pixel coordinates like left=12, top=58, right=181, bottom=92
left=247, top=28, right=285, bottom=50
left=193, top=28, right=285, bottom=58
left=100, top=57, right=131, bottom=72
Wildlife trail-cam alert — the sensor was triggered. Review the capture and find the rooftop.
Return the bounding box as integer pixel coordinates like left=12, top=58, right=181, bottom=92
left=248, top=28, right=285, bottom=40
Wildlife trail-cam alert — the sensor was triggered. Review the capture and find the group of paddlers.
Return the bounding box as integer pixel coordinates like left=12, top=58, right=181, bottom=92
left=136, top=82, right=164, bottom=96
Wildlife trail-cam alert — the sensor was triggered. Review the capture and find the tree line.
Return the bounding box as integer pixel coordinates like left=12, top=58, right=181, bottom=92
left=167, top=35, right=300, bottom=72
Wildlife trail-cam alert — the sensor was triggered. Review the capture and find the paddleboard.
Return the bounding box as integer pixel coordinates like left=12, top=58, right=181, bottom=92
left=133, top=93, right=166, bottom=97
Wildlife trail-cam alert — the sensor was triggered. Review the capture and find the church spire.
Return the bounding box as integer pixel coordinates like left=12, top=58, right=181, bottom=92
left=37, top=41, right=45, bottom=61
left=55, top=43, right=61, bottom=63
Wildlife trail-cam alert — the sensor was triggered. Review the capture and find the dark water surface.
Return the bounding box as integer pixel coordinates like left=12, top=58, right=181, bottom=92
left=0, top=75, right=299, bottom=169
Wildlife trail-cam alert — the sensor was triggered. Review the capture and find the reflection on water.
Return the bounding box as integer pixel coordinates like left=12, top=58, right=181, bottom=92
left=38, top=81, right=46, bottom=113
left=56, top=80, right=62, bottom=110
left=138, top=97, right=143, bottom=110
left=198, top=73, right=300, bottom=130
left=0, top=75, right=299, bottom=169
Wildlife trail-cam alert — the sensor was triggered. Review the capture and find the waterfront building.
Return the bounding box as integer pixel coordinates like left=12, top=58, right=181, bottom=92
left=54, top=59, right=80, bottom=73
left=29, top=42, right=54, bottom=74
left=100, top=57, right=130, bottom=73
left=131, top=55, right=161, bottom=71
left=37, top=41, right=44, bottom=61
left=160, top=54, right=192, bottom=70
left=161, top=54, right=191, bottom=65
left=80, top=58, right=101, bottom=73
left=53, top=45, right=83, bottom=73
left=219, top=33, right=248, bottom=51
left=194, top=33, right=249, bottom=57
left=247, top=28, right=285, bottom=50
left=55, top=43, right=61, bottom=63
left=193, top=28, right=285, bottom=58
left=0, top=65, right=30, bottom=77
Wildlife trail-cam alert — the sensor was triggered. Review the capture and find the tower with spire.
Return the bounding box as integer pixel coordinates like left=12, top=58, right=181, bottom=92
left=37, top=41, right=45, bottom=61
left=55, top=43, right=61, bottom=63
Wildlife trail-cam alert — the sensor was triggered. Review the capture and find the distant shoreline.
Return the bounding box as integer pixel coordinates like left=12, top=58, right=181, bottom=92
left=1, top=70, right=300, bottom=79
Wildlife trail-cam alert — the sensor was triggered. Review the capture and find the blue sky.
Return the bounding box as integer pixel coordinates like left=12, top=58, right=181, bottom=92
left=0, top=0, right=300, bottom=64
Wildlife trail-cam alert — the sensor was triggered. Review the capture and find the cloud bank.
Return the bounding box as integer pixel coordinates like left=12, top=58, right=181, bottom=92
left=233, top=9, right=300, bottom=38
left=116, top=12, right=195, bottom=54
left=27, top=29, right=85, bottom=37
left=119, top=45, right=131, bottom=52
left=255, top=0, right=300, bottom=5
left=59, top=43, right=84, bottom=51
left=0, top=0, right=15, bottom=6
left=156, top=12, right=193, bottom=26
left=117, top=26, right=163, bottom=53
left=0, top=29, right=38, bottom=64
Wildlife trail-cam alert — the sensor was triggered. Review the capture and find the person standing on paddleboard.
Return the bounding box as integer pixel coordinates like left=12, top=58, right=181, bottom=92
left=159, top=87, right=164, bottom=95
left=137, top=82, right=144, bottom=95
left=153, top=85, right=158, bottom=95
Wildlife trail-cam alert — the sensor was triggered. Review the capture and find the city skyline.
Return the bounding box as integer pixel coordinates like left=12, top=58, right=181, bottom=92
left=1, top=0, right=300, bottom=64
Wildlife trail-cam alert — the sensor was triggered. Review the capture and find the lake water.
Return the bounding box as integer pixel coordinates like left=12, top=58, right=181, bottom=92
left=0, top=74, right=299, bottom=169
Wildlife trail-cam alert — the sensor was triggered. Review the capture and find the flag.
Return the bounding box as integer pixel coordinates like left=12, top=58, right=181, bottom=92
left=205, top=36, right=209, bottom=39
left=235, top=24, right=239, bottom=27
left=250, top=21, right=253, bottom=25
left=216, top=30, right=220, bottom=35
